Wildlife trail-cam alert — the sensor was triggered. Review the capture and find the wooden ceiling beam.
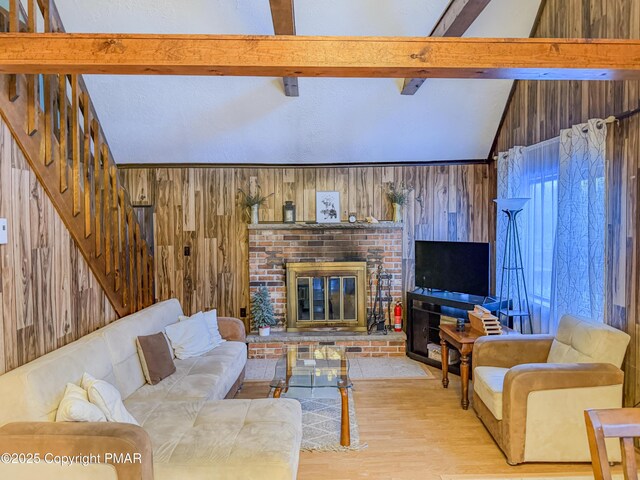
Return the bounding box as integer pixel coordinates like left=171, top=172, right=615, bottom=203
left=269, top=0, right=298, bottom=96
left=0, top=34, right=639, bottom=80
left=431, top=0, right=492, bottom=37
left=269, top=0, right=295, bottom=35
left=402, top=0, right=491, bottom=95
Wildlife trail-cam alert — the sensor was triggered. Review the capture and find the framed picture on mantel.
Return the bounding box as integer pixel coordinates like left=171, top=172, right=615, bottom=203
left=316, top=191, right=340, bottom=223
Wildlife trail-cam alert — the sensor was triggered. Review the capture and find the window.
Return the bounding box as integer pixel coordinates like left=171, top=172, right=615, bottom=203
left=497, top=137, right=560, bottom=333
left=498, top=120, right=607, bottom=333
left=527, top=175, right=557, bottom=308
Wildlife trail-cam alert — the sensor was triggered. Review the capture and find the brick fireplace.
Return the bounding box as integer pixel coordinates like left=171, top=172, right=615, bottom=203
left=248, top=223, right=403, bottom=331
left=247, top=222, right=405, bottom=358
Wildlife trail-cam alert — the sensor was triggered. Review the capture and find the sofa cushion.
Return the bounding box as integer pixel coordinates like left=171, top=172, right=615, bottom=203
left=547, top=315, right=630, bottom=367
left=0, top=333, right=116, bottom=425
left=145, top=398, right=302, bottom=480
left=100, top=299, right=184, bottom=399
left=123, top=342, right=247, bottom=425
left=474, top=366, right=509, bottom=420
left=136, top=333, right=176, bottom=385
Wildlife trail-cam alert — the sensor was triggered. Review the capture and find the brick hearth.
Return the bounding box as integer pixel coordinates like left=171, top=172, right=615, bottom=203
left=246, top=331, right=407, bottom=359
left=248, top=223, right=403, bottom=330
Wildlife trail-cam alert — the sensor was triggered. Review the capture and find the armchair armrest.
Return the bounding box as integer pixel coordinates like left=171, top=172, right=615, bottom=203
left=218, top=316, right=246, bottom=342
left=502, top=363, right=624, bottom=464
left=0, top=422, right=153, bottom=480
left=504, top=362, right=624, bottom=404
left=473, top=335, right=554, bottom=369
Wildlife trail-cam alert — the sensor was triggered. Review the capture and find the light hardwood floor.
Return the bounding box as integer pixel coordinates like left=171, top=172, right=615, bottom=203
left=236, top=365, right=598, bottom=480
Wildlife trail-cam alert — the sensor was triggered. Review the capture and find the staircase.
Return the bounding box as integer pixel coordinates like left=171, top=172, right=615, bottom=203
left=0, top=0, right=154, bottom=317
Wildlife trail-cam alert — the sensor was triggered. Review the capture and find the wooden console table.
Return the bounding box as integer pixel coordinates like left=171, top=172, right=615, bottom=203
left=440, top=324, right=515, bottom=410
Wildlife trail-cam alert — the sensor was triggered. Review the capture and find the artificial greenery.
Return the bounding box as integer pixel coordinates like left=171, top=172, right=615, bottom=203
left=385, top=181, right=414, bottom=205
left=238, top=186, right=274, bottom=208
left=251, top=286, right=277, bottom=329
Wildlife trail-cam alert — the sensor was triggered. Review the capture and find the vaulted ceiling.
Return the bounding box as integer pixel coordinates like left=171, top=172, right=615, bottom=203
left=54, top=0, right=543, bottom=165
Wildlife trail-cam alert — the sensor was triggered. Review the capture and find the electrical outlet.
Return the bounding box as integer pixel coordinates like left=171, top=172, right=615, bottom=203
left=184, top=246, right=190, bottom=256
left=240, top=307, right=247, bottom=317
left=0, top=218, right=7, bottom=245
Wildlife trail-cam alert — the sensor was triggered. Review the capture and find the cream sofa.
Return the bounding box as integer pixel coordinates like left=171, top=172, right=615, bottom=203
left=0, top=299, right=302, bottom=480
left=472, top=314, right=630, bottom=465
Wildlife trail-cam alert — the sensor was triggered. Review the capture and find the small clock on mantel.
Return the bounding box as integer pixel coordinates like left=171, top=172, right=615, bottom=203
left=348, top=213, right=357, bottom=223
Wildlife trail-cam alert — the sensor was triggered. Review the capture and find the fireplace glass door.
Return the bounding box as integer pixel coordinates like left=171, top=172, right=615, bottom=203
left=287, top=262, right=367, bottom=331
left=296, top=276, right=357, bottom=323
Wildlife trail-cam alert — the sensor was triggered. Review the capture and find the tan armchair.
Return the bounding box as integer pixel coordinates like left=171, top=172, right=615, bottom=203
left=472, top=314, right=630, bottom=465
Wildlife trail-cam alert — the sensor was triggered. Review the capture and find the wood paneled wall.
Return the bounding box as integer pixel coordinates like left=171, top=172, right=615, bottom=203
left=494, top=0, right=640, bottom=406
left=495, top=0, right=640, bottom=151
left=606, top=116, right=640, bottom=407
left=121, top=164, right=491, bottom=325
left=0, top=118, right=117, bottom=374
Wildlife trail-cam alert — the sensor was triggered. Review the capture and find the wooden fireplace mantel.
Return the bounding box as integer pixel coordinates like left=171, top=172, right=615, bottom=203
left=248, top=222, right=403, bottom=230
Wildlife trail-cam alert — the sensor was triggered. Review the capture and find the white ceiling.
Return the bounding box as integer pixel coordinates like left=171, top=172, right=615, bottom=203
left=54, top=0, right=543, bottom=165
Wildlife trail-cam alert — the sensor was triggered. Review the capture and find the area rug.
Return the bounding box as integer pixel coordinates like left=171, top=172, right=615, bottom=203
left=247, top=356, right=434, bottom=382
left=270, top=388, right=367, bottom=452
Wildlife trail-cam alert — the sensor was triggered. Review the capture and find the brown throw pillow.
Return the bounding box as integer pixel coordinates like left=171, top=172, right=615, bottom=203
left=136, top=332, right=176, bottom=385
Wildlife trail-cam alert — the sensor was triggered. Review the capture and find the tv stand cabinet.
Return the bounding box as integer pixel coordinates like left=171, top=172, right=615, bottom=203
left=406, top=289, right=503, bottom=374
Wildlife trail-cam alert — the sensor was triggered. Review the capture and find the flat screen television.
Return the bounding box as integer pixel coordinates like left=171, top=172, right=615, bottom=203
left=415, top=240, right=490, bottom=297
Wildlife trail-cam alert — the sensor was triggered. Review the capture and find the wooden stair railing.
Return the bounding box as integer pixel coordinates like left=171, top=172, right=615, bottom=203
left=0, top=0, right=154, bottom=317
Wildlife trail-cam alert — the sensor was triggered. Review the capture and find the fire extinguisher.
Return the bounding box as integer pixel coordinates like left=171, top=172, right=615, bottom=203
left=394, top=301, right=403, bottom=332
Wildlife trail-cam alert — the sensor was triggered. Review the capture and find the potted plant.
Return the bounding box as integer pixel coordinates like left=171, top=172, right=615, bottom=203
left=238, top=186, right=274, bottom=225
left=385, top=181, right=414, bottom=222
left=251, top=286, right=277, bottom=336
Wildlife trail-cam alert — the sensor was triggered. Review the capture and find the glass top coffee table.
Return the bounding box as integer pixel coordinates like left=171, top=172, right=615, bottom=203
left=270, top=345, right=352, bottom=446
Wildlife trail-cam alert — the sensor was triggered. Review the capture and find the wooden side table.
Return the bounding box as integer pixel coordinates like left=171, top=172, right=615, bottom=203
left=439, top=324, right=515, bottom=410
left=439, top=324, right=480, bottom=410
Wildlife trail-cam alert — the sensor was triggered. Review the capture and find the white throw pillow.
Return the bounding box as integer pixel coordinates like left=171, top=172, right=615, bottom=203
left=179, top=309, right=225, bottom=346
left=165, top=312, right=215, bottom=359
left=55, top=383, right=107, bottom=423
left=81, top=373, right=139, bottom=425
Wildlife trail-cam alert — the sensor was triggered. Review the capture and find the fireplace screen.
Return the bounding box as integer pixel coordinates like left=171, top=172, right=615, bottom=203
left=287, top=262, right=367, bottom=331
left=296, top=276, right=357, bottom=322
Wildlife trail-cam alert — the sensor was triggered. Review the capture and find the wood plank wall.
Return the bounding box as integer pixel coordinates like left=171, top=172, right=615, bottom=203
left=0, top=117, right=116, bottom=375
left=493, top=0, right=640, bottom=406
left=606, top=115, right=640, bottom=408
left=121, top=164, right=491, bottom=325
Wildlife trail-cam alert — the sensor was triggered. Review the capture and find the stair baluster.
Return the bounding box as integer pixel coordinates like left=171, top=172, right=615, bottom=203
left=0, top=0, right=155, bottom=317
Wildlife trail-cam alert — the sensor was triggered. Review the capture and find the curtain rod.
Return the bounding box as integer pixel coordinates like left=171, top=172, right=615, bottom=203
left=492, top=111, right=638, bottom=160
left=611, top=105, right=640, bottom=122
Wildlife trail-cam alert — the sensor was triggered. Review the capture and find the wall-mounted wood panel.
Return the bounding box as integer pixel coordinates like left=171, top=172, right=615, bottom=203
left=493, top=0, right=640, bottom=406
left=121, top=164, right=491, bottom=326
left=0, top=118, right=117, bottom=374
left=606, top=115, right=640, bottom=409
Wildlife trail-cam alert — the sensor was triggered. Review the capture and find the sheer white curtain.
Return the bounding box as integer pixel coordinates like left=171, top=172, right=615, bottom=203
left=496, top=119, right=607, bottom=334
left=496, top=139, right=560, bottom=334
left=552, top=119, right=607, bottom=324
